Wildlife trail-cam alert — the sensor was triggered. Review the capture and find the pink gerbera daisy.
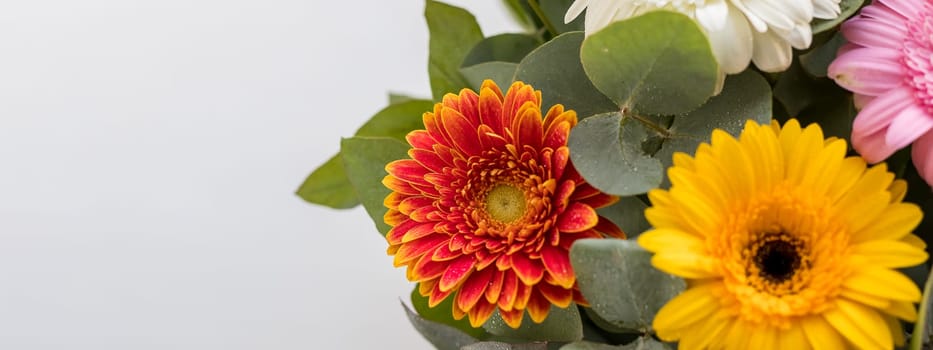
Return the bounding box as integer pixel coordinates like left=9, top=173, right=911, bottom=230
left=828, top=0, right=933, bottom=186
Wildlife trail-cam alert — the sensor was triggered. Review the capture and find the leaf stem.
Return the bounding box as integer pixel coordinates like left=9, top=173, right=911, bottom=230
left=909, top=267, right=933, bottom=350
left=527, top=0, right=558, bottom=39
left=629, top=113, right=672, bottom=138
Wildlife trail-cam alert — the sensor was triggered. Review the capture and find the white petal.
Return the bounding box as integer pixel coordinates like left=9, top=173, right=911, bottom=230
left=741, top=0, right=796, bottom=31
left=813, top=0, right=841, bottom=19
left=729, top=0, right=769, bottom=32
left=780, top=23, right=813, bottom=49
left=695, top=0, right=730, bottom=31
left=751, top=30, right=793, bottom=71
left=565, top=0, right=589, bottom=24
left=706, top=5, right=754, bottom=74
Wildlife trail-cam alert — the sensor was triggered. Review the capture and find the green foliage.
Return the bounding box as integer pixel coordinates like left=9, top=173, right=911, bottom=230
left=515, top=32, right=617, bottom=118
left=484, top=305, right=584, bottom=342
left=296, top=100, right=432, bottom=209
left=561, top=338, right=672, bottom=350
left=568, top=112, right=663, bottom=196
left=411, top=286, right=488, bottom=339
left=596, top=196, right=650, bottom=239
left=570, top=239, right=685, bottom=334
left=773, top=60, right=855, bottom=140
left=426, top=0, right=485, bottom=100
left=580, top=11, right=718, bottom=115
left=339, top=137, right=410, bottom=235
left=403, top=301, right=479, bottom=350
left=799, top=32, right=846, bottom=77
left=811, top=0, right=865, bottom=34
left=463, top=342, right=548, bottom=350
left=910, top=267, right=933, bottom=350
left=462, top=34, right=541, bottom=67
left=462, top=62, right=519, bottom=90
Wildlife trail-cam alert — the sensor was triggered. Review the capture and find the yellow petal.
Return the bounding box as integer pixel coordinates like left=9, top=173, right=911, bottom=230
left=882, top=300, right=918, bottom=322
left=637, top=228, right=706, bottom=254
left=823, top=299, right=892, bottom=350
left=652, top=283, right=721, bottom=340
left=801, top=315, right=845, bottom=350
left=851, top=240, right=928, bottom=268
left=651, top=251, right=720, bottom=279
left=843, top=267, right=922, bottom=302
left=852, top=203, right=923, bottom=243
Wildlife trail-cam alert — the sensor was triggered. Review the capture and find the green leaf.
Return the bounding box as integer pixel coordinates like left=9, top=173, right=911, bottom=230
left=502, top=0, right=537, bottom=31
left=340, top=137, right=411, bottom=235
left=655, top=70, right=772, bottom=184
left=403, top=302, right=479, bottom=350
left=569, top=239, right=686, bottom=333
left=774, top=60, right=855, bottom=140
left=539, top=0, right=584, bottom=33
left=596, top=196, right=650, bottom=239
left=515, top=32, right=617, bottom=118
left=388, top=93, right=420, bottom=105
left=426, top=0, right=485, bottom=100
left=580, top=11, right=718, bottom=115
left=561, top=337, right=672, bottom=350
left=356, top=100, right=435, bottom=140
left=296, top=100, right=432, bottom=209
left=799, top=32, right=846, bottom=77
left=462, top=342, right=548, bottom=350
left=811, top=0, right=865, bottom=34
left=461, top=62, right=519, bottom=91
left=295, top=155, right=359, bottom=209
left=462, top=34, right=541, bottom=67
left=909, top=267, right=933, bottom=350
left=568, top=112, right=664, bottom=196
left=483, top=305, right=584, bottom=342
left=412, top=286, right=488, bottom=339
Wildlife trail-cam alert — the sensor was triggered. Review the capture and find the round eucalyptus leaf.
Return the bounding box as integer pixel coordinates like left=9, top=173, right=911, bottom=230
left=461, top=62, right=519, bottom=91
left=580, top=11, right=717, bottom=115
left=462, top=33, right=541, bottom=67
left=515, top=32, right=617, bottom=119
left=568, top=112, right=663, bottom=196
left=569, top=239, right=685, bottom=333
left=403, top=301, right=479, bottom=350
left=483, top=304, right=583, bottom=342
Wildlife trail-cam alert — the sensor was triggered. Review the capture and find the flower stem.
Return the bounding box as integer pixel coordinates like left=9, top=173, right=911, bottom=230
left=909, top=268, right=933, bottom=350
left=527, top=0, right=558, bottom=39
left=629, top=113, right=672, bottom=138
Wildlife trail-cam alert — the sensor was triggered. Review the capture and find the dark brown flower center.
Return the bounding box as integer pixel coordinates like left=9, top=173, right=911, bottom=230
left=754, top=239, right=800, bottom=283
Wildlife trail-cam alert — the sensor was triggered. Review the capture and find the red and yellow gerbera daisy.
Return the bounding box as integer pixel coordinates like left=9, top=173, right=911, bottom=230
left=383, top=80, right=624, bottom=328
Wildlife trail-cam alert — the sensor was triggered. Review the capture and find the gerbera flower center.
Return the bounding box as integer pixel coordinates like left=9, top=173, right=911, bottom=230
left=749, top=233, right=807, bottom=285
left=484, top=184, right=527, bottom=223
left=902, top=5, right=933, bottom=113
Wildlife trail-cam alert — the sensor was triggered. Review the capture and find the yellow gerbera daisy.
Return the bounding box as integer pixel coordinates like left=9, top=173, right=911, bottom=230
left=637, top=119, right=927, bottom=350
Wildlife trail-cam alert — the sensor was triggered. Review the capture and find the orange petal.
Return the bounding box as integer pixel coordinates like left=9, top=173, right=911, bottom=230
left=513, top=282, right=533, bottom=310
left=394, top=234, right=447, bottom=266
left=411, top=254, right=448, bottom=282
left=401, top=222, right=439, bottom=243
left=556, top=202, right=599, bottom=233
left=409, top=148, right=448, bottom=173
left=511, top=253, right=545, bottom=285
left=382, top=175, right=419, bottom=196
left=478, top=86, right=505, bottom=134
left=457, top=267, right=494, bottom=312
left=540, top=245, right=575, bottom=289
left=513, top=105, right=544, bottom=150
left=383, top=209, right=407, bottom=226
left=537, top=282, right=573, bottom=308
left=594, top=215, right=625, bottom=239
left=423, top=109, right=452, bottom=147
left=406, top=129, right=436, bottom=150
left=386, top=159, right=429, bottom=184
left=553, top=180, right=576, bottom=214
left=441, top=107, right=483, bottom=156
left=503, top=83, right=538, bottom=126
left=499, top=308, right=524, bottom=328
left=439, top=255, right=477, bottom=292
left=485, top=269, right=505, bottom=304
left=457, top=88, right=480, bottom=123
left=581, top=193, right=619, bottom=209
left=551, top=147, right=570, bottom=180
left=527, top=290, right=552, bottom=323
left=398, top=196, right=433, bottom=216
left=543, top=120, right=571, bottom=151
left=428, top=282, right=453, bottom=307
left=431, top=242, right=461, bottom=262
left=498, top=271, right=520, bottom=311
left=468, top=300, right=498, bottom=327
left=386, top=218, right=416, bottom=244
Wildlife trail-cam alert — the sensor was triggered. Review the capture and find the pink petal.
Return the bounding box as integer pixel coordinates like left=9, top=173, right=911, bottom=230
left=852, top=127, right=901, bottom=163
left=854, top=93, right=876, bottom=109
left=912, top=131, right=933, bottom=187
left=842, top=17, right=906, bottom=50
left=852, top=86, right=917, bottom=136
left=829, top=48, right=905, bottom=96
left=879, top=0, right=923, bottom=19
left=859, top=4, right=909, bottom=27
left=885, top=105, right=933, bottom=148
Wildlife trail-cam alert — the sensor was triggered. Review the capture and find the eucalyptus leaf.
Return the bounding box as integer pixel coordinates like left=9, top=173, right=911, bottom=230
left=462, top=341, right=549, bottom=350
left=340, top=137, right=411, bottom=235
left=483, top=305, right=584, bottom=342
left=580, top=11, right=717, bottom=115
left=462, top=62, right=519, bottom=91
left=462, top=34, right=541, bottom=67
left=403, top=302, right=479, bottom=350
left=295, top=155, right=359, bottom=209
left=412, top=286, right=488, bottom=339
left=561, top=337, right=672, bottom=350
left=811, top=0, right=865, bottom=34
left=799, top=32, right=846, bottom=77
left=514, top=32, right=617, bottom=118
left=596, top=196, right=650, bottom=239
left=426, top=0, right=484, bottom=100
left=568, top=112, right=664, bottom=196
left=297, top=100, right=433, bottom=209
left=539, top=0, right=585, bottom=33
left=655, top=70, right=772, bottom=185
left=569, top=239, right=686, bottom=333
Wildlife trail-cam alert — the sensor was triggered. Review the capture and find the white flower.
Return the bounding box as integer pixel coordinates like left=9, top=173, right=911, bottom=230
left=566, top=0, right=840, bottom=89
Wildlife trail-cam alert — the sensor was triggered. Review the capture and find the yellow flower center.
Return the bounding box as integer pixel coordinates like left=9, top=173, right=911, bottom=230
left=485, top=184, right=527, bottom=223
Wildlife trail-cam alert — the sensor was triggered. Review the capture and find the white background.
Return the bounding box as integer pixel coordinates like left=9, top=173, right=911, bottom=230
left=0, top=1, right=522, bottom=349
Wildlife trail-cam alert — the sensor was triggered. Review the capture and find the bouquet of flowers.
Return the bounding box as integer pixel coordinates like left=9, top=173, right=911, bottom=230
left=298, top=0, right=933, bottom=349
